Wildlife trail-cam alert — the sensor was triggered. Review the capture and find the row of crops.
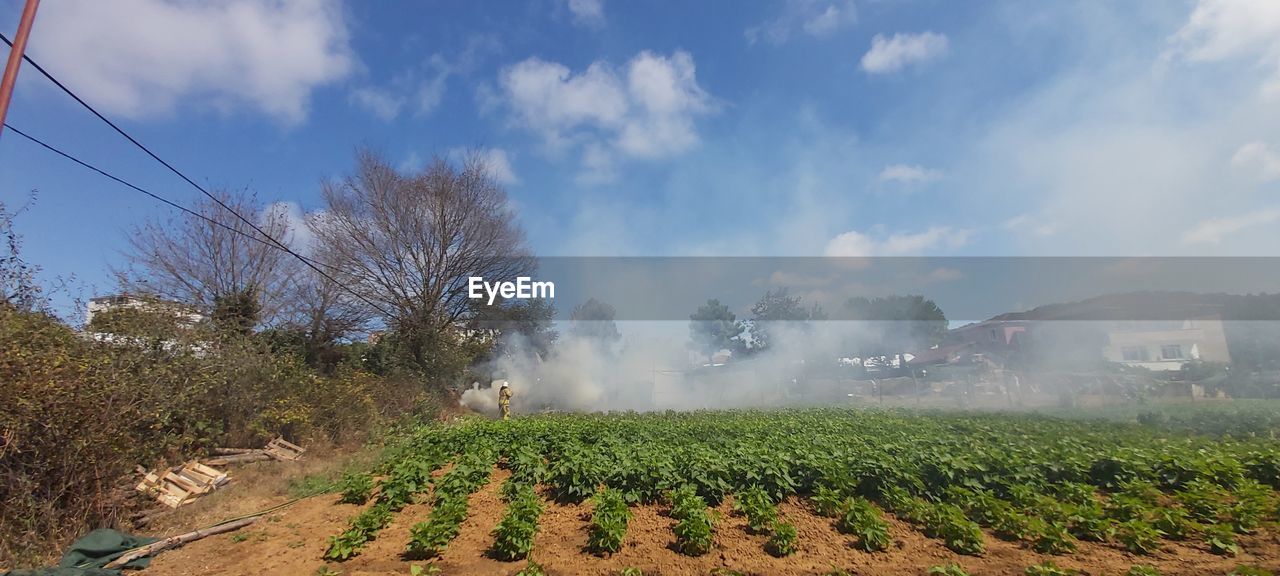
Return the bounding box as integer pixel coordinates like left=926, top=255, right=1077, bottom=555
left=322, top=408, right=1280, bottom=573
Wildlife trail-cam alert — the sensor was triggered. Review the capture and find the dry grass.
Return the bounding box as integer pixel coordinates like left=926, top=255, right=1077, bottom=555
left=141, top=439, right=381, bottom=537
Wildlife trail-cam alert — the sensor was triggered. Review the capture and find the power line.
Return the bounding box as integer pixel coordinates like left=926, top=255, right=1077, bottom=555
left=5, top=121, right=393, bottom=317
left=0, top=32, right=395, bottom=319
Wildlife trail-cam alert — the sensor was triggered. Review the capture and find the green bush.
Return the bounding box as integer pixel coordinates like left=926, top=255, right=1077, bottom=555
left=0, top=305, right=432, bottom=565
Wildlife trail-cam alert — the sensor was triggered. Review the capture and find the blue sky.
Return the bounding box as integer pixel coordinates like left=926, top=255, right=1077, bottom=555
left=3, top=0, right=1280, bottom=318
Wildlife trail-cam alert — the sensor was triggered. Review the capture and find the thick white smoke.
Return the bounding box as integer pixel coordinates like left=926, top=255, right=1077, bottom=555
left=460, top=320, right=881, bottom=414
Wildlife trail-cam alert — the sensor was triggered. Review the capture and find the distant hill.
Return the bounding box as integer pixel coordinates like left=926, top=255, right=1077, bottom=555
left=988, top=291, right=1280, bottom=322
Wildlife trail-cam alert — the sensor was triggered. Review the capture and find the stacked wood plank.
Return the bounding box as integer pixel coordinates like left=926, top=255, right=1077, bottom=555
left=204, top=437, right=306, bottom=466
left=134, top=462, right=230, bottom=508
left=135, top=438, right=304, bottom=508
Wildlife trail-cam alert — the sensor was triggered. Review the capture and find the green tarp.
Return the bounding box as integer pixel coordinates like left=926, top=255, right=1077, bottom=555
left=2, top=529, right=159, bottom=576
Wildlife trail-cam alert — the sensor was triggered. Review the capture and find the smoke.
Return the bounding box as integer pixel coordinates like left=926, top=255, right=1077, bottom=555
left=460, top=320, right=887, bottom=414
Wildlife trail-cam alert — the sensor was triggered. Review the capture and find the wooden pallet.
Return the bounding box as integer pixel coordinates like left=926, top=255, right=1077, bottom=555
left=135, top=461, right=231, bottom=508
left=264, top=437, right=306, bottom=461
left=203, top=438, right=306, bottom=466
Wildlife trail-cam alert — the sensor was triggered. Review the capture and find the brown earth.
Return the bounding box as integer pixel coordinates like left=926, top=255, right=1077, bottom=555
left=142, top=467, right=1280, bottom=576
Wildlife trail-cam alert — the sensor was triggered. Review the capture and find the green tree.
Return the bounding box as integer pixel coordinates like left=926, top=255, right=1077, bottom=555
left=747, top=288, right=826, bottom=353
left=569, top=297, right=620, bottom=344
left=470, top=297, right=558, bottom=360
left=212, top=286, right=262, bottom=336
left=688, top=299, right=744, bottom=357
left=844, top=295, right=947, bottom=355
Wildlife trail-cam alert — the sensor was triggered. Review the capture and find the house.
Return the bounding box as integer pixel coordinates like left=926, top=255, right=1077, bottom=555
left=86, top=294, right=206, bottom=327
left=1102, top=317, right=1231, bottom=371
left=941, top=293, right=1236, bottom=372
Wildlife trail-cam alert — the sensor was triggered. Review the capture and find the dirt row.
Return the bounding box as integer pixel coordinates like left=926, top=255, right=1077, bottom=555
left=144, top=467, right=1280, bottom=576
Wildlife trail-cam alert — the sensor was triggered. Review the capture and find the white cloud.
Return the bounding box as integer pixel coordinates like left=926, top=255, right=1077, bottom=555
left=878, top=164, right=942, bottom=184
left=824, top=226, right=970, bottom=257
left=746, top=0, right=856, bottom=46
left=1231, top=141, right=1280, bottom=182
left=263, top=201, right=315, bottom=254
left=497, top=50, right=715, bottom=182
left=349, top=55, right=451, bottom=121
left=926, top=267, right=963, bottom=283
left=1165, top=0, right=1280, bottom=96
left=449, top=148, right=519, bottom=185
left=962, top=2, right=1280, bottom=256
left=1182, top=208, right=1280, bottom=245
left=860, top=31, right=949, bottom=74
left=566, top=0, right=605, bottom=28
left=31, top=0, right=353, bottom=125
left=1002, top=213, right=1058, bottom=238
left=349, top=87, right=402, bottom=122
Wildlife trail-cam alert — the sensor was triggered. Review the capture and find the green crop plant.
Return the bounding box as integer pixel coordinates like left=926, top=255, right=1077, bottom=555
left=1227, top=566, right=1275, bottom=576
left=1115, top=519, right=1162, bottom=555
left=1030, top=519, right=1077, bottom=554
left=836, top=497, right=891, bottom=552
left=732, top=486, right=777, bottom=534
left=1065, top=502, right=1114, bottom=542
left=1149, top=506, right=1194, bottom=540
left=928, top=564, right=970, bottom=576
left=337, top=473, right=374, bottom=505
left=1024, top=560, right=1076, bottom=576
left=490, top=484, right=543, bottom=561
left=587, top=488, right=631, bottom=555
left=765, top=520, right=797, bottom=557
left=1204, top=522, right=1240, bottom=556
left=924, top=503, right=985, bottom=555
left=668, top=486, right=715, bottom=556
left=311, top=407, right=1280, bottom=571
left=811, top=485, right=845, bottom=518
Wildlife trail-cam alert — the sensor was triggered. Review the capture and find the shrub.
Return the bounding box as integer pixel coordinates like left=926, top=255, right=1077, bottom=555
left=0, top=305, right=429, bottom=565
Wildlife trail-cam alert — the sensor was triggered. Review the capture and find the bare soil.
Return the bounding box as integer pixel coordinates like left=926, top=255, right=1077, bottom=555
left=142, top=467, right=1280, bottom=576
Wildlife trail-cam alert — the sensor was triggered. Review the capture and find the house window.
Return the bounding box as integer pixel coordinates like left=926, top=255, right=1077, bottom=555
left=990, top=328, right=999, bottom=342
left=1161, top=345, right=1183, bottom=360
left=1121, top=346, right=1148, bottom=362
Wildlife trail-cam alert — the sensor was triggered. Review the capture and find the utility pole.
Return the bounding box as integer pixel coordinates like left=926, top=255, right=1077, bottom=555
left=0, top=0, right=41, bottom=140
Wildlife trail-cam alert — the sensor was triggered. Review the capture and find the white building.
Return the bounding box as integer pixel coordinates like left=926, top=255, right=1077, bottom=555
left=86, top=294, right=206, bottom=327
left=1102, top=317, right=1231, bottom=371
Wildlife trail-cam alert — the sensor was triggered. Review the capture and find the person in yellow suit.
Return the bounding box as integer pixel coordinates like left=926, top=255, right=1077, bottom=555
left=498, top=381, right=512, bottom=421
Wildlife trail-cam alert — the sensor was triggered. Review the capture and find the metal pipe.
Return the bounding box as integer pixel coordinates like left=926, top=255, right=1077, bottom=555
left=0, top=0, right=41, bottom=140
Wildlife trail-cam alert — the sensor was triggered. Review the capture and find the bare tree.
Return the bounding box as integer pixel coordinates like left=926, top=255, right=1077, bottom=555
left=272, top=241, right=371, bottom=367
left=118, top=189, right=293, bottom=327
left=311, top=150, right=533, bottom=368
left=0, top=195, right=45, bottom=312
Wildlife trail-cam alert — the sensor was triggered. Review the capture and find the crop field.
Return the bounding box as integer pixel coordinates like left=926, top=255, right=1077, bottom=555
left=152, top=408, right=1280, bottom=575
